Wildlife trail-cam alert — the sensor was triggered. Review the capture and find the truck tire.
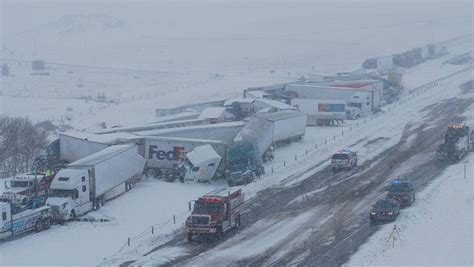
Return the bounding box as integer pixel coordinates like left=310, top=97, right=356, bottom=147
left=235, top=216, right=241, bottom=229
left=216, top=227, right=223, bottom=239
left=70, top=210, right=76, bottom=220
left=187, top=233, right=193, bottom=242
left=42, top=218, right=51, bottom=230
left=35, top=219, right=43, bottom=232
left=146, top=168, right=158, bottom=178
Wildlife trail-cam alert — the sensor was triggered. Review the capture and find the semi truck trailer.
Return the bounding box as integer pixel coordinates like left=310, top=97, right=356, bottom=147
left=290, top=98, right=346, bottom=126
left=46, top=144, right=145, bottom=221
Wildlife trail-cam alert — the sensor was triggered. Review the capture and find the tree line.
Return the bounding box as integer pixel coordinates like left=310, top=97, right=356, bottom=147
left=0, top=116, right=53, bottom=177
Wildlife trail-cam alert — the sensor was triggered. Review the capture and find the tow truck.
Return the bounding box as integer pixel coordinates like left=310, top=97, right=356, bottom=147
left=437, top=124, right=473, bottom=162
left=0, top=197, right=52, bottom=240
left=185, top=188, right=244, bottom=241
left=331, top=149, right=358, bottom=172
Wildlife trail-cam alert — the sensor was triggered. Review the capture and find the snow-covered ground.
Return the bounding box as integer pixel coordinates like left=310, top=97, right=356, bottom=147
left=1, top=1, right=473, bottom=265
left=345, top=153, right=473, bottom=266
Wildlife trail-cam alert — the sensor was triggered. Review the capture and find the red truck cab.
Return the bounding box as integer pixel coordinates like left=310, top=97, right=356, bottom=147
left=186, top=188, right=243, bottom=241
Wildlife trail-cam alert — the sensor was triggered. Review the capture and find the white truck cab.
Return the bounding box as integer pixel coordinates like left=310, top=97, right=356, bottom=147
left=3, top=174, right=43, bottom=206
left=177, top=145, right=222, bottom=182
left=46, top=168, right=91, bottom=220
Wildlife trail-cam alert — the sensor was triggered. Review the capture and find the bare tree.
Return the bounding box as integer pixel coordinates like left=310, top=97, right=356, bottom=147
left=0, top=116, right=49, bottom=176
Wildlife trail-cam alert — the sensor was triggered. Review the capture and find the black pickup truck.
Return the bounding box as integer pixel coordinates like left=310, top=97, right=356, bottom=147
left=386, top=179, right=415, bottom=207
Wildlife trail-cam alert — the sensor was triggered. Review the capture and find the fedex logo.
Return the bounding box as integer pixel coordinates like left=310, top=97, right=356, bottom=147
left=148, top=145, right=185, bottom=161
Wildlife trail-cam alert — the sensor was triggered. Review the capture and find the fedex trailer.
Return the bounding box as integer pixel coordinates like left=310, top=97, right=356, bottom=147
left=140, top=137, right=228, bottom=178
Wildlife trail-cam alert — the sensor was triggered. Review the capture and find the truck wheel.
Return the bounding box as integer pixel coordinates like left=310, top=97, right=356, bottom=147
left=236, top=216, right=241, bottom=228
left=21, top=197, right=29, bottom=207
left=43, top=218, right=51, bottom=230
left=216, top=227, right=223, bottom=239
left=146, top=168, right=157, bottom=178
left=187, top=233, right=193, bottom=242
left=35, top=219, right=43, bottom=232
left=70, top=210, right=76, bottom=220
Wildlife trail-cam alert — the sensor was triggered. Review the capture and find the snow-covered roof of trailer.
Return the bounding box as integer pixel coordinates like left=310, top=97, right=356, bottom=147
left=143, top=136, right=227, bottom=145
left=91, top=118, right=208, bottom=135
left=256, top=110, right=306, bottom=121
left=133, top=121, right=245, bottom=136
left=245, top=90, right=269, bottom=99
left=255, top=98, right=297, bottom=110
left=69, top=144, right=135, bottom=166
left=152, top=111, right=200, bottom=122
left=198, top=107, right=227, bottom=119
left=186, top=145, right=221, bottom=165
left=224, top=98, right=255, bottom=106
left=287, top=83, right=373, bottom=91
left=61, top=131, right=138, bottom=144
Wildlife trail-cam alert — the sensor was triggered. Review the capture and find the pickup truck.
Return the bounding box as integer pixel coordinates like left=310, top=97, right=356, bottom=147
left=386, top=179, right=415, bottom=207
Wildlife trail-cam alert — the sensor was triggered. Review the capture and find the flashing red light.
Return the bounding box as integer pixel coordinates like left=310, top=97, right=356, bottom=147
left=201, top=197, right=223, bottom=203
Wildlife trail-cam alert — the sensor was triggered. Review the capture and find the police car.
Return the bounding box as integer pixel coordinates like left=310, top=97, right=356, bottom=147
left=331, top=149, right=358, bottom=172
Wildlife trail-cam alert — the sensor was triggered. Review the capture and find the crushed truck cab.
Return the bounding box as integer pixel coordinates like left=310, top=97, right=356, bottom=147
left=185, top=188, right=243, bottom=241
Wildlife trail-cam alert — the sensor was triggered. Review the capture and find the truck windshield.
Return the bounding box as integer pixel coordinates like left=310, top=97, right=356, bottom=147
left=348, top=102, right=362, bottom=108
left=49, top=189, right=78, bottom=199
left=363, top=59, right=377, bottom=69
left=389, top=184, right=411, bottom=192
left=374, top=200, right=393, bottom=209
left=332, top=154, right=349, bottom=160
left=10, top=180, right=30, bottom=188
left=193, top=202, right=222, bottom=213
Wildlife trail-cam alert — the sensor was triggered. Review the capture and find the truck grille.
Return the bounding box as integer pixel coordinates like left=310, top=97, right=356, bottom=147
left=50, top=205, right=60, bottom=215
left=191, top=215, right=210, bottom=225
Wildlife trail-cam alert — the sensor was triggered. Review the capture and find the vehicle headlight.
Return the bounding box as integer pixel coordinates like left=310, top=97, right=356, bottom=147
left=388, top=211, right=393, bottom=215
left=370, top=211, right=375, bottom=215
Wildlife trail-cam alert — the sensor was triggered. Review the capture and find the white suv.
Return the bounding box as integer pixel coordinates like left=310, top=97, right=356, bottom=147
left=331, top=149, right=357, bottom=171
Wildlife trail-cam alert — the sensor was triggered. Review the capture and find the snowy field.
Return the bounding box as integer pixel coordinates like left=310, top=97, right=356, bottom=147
left=1, top=1, right=472, bottom=129
left=0, top=1, right=473, bottom=266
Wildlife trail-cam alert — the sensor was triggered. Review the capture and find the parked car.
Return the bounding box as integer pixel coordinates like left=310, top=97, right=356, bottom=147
left=331, top=149, right=357, bottom=172
left=369, top=199, right=400, bottom=225
left=386, top=179, right=415, bottom=207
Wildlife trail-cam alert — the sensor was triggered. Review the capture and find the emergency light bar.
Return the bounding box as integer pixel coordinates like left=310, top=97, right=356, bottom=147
left=449, top=124, right=465, bottom=129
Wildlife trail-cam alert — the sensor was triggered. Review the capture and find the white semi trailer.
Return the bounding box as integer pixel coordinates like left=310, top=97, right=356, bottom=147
left=290, top=98, right=346, bottom=126
left=46, top=144, right=145, bottom=221
left=253, top=111, right=307, bottom=144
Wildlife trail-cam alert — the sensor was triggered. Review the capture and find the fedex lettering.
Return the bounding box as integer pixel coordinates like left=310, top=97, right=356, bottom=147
left=148, top=145, right=185, bottom=161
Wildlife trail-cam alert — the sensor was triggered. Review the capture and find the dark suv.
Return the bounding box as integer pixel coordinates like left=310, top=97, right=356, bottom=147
left=386, top=179, right=415, bottom=207
left=370, top=199, right=400, bottom=225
